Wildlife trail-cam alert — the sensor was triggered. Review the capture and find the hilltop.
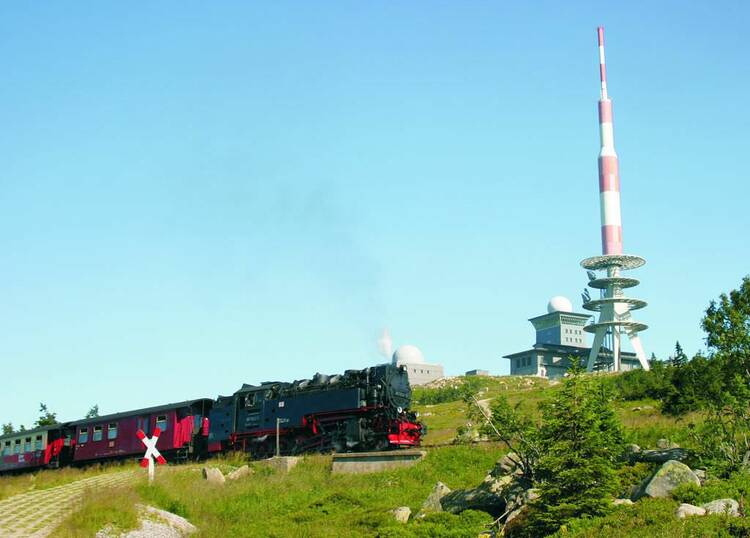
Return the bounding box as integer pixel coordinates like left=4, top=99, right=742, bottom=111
left=2, top=371, right=745, bottom=537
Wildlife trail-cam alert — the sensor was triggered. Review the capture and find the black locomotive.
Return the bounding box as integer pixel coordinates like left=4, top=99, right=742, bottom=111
left=207, top=364, right=423, bottom=457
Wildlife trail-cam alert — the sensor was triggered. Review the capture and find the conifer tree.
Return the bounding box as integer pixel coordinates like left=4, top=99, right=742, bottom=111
left=671, top=341, right=688, bottom=367
left=520, top=365, right=623, bottom=537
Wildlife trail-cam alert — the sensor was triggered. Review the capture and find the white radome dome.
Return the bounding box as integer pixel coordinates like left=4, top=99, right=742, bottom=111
left=392, top=344, right=426, bottom=365
left=547, top=295, right=573, bottom=313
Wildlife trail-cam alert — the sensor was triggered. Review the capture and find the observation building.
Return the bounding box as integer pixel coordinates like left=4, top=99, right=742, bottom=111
left=502, top=296, right=641, bottom=379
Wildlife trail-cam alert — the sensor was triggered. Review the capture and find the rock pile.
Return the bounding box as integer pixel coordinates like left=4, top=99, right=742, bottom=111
left=395, top=452, right=532, bottom=534
left=677, top=498, right=740, bottom=519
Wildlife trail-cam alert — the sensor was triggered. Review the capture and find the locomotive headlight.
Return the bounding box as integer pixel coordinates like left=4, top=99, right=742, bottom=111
left=415, top=411, right=420, bottom=418
left=397, top=406, right=403, bottom=414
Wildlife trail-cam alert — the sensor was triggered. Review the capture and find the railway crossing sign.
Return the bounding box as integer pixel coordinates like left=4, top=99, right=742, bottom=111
left=136, top=427, right=166, bottom=483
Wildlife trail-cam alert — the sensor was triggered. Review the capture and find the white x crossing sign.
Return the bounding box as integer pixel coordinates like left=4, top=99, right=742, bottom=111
left=137, top=427, right=167, bottom=483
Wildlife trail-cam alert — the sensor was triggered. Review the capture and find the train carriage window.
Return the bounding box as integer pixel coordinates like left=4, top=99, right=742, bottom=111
left=24, top=438, right=31, bottom=452
left=93, top=426, right=103, bottom=442
left=14, top=439, right=21, bottom=454
left=156, top=415, right=168, bottom=431
left=2, top=441, right=10, bottom=456
left=78, top=428, right=89, bottom=444
left=107, top=423, right=118, bottom=440
left=35, top=435, right=43, bottom=450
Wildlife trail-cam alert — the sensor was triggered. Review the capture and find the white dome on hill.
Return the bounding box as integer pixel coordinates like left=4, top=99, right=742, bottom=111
left=392, top=344, right=426, bottom=365
left=547, top=295, right=573, bottom=313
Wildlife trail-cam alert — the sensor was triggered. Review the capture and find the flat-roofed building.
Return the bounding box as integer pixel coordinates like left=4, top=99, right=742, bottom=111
left=502, top=296, right=641, bottom=379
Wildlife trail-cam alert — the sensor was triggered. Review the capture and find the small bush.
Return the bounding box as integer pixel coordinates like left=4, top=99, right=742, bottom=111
left=615, top=463, right=656, bottom=499
left=673, top=471, right=750, bottom=506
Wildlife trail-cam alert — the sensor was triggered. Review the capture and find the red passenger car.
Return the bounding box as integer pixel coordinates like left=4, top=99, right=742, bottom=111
left=68, top=399, right=213, bottom=464
left=0, top=425, right=68, bottom=473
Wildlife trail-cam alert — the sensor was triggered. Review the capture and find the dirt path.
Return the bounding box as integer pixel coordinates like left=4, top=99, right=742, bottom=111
left=0, top=470, right=134, bottom=537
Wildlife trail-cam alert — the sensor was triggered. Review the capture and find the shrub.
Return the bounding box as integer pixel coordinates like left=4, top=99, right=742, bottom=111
left=510, top=366, right=624, bottom=537
left=377, top=510, right=492, bottom=538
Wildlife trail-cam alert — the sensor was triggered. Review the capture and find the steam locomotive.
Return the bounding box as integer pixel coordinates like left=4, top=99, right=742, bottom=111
left=0, top=364, right=423, bottom=473
left=208, top=364, right=422, bottom=457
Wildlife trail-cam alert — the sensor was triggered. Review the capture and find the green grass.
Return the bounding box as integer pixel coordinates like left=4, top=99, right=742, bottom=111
left=133, top=444, right=502, bottom=537
left=55, top=484, right=141, bottom=537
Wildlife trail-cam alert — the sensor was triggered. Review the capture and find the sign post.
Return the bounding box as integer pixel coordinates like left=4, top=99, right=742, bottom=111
left=275, top=418, right=289, bottom=457
left=136, top=427, right=167, bottom=483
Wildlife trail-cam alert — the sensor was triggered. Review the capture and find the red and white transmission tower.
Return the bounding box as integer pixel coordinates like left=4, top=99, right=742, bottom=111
left=581, top=27, right=649, bottom=372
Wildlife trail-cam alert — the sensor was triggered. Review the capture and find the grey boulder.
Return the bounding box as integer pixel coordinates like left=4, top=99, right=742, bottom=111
left=226, top=465, right=253, bottom=480
left=676, top=503, right=706, bottom=518
left=391, top=506, right=411, bottom=523
left=202, top=467, right=225, bottom=485
left=702, top=498, right=740, bottom=517
left=635, top=460, right=700, bottom=499
left=417, top=482, right=451, bottom=517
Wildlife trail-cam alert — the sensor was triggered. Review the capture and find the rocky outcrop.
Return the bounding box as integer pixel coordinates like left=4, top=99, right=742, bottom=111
left=417, top=482, right=451, bottom=517
left=391, top=506, right=411, bottom=523
left=202, top=467, right=225, bottom=486
left=439, top=455, right=531, bottom=518
left=441, top=484, right=507, bottom=517
left=702, top=498, right=740, bottom=517
left=676, top=503, right=706, bottom=518
left=496, top=453, right=524, bottom=476
left=226, top=465, right=253, bottom=481
left=634, top=460, right=700, bottom=499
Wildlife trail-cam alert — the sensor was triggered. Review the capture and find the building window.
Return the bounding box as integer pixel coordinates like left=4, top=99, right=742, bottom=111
left=78, top=428, right=89, bottom=444
left=108, top=423, right=118, bottom=440
left=156, top=415, right=168, bottom=431
left=14, top=439, right=21, bottom=454
left=35, top=435, right=43, bottom=450
left=516, top=358, right=520, bottom=368
left=24, top=438, right=31, bottom=452
left=93, top=426, right=103, bottom=442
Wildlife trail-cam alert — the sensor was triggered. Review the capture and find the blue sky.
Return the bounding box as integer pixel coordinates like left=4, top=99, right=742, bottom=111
left=1, top=2, right=748, bottom=427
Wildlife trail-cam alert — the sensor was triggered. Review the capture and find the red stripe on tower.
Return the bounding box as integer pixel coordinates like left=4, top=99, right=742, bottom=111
left=596, top=26, right=623, bottom=256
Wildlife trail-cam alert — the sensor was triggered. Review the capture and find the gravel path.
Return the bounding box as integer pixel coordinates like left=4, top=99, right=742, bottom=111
left=0, top=470, right=134, bottom=537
